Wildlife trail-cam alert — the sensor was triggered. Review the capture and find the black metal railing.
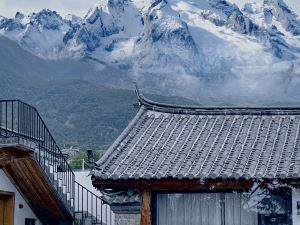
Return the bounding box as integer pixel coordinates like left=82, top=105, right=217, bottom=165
left=75, top=181, right=113, bottom=225
left=0, top=100, right=75, bottom=212
left=0, top=100, right=114, bottom=224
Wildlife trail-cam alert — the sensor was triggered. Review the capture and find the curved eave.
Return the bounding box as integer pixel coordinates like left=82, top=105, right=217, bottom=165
left=135, top=86, right=300, bottom=115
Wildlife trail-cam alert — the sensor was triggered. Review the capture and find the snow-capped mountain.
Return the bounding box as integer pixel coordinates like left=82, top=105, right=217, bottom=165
left=1, top=0, right=299, bottom=65
left=0, top=9, right=73, bottom=58
left=1, top=0, right=300, bottom=103
left=63, top=0, right=136, bottom=55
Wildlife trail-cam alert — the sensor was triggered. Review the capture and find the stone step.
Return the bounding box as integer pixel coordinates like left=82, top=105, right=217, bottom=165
left=75, top=211, right=106, bottom=225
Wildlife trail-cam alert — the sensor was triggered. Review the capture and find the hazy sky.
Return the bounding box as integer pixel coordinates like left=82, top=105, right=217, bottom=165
left=0, top=0, right=299, bottom=18
left=0, top=0, right=100, bottom=18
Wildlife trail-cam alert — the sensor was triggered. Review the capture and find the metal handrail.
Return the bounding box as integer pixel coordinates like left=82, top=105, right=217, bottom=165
left=0, top=100, right=75, bottom=213
left=0, top=100, right=114, bottom=224
left=75, top=181, right=113, bottom=225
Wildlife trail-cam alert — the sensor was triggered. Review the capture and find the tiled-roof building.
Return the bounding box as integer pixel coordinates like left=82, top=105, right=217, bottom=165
left=92, top=88, right=300, bottom=225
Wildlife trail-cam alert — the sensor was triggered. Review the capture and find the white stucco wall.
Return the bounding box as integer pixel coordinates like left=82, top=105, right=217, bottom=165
left=74, top=171, right=115, bottom=225
left=74, top=171, right=97, bottom=194
left=0, top=169, right=42, bottom=225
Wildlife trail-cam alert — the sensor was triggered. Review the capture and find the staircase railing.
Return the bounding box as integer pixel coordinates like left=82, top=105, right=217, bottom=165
left=0, top=100, right=114, bottom=224
left=0, top=100, right=75, bottom=212
left=75, top=181, right=114, bottom=225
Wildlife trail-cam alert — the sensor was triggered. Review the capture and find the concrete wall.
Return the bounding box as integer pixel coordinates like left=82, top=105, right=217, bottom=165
left=115, top=213, right=140, bottom=225
left=0, top=169, right=42, bottom=225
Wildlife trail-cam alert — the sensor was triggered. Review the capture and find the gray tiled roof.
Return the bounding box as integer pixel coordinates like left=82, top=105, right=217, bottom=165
left=94, top=91, right=300, bottom=180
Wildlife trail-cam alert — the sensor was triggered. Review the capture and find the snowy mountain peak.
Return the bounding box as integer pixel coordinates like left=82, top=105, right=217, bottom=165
left=0, top=9, right=75, bottom=58
left=264, top=0, right=300, bottom=35
left=141, top=0, right=196, bottom=50
left=63, top=0, right=144, bottom=54
left=134, top=0, right=200, bottom=73
left=28, top=9, right=65, bottom=31
left=65, top=14, right=81, bottom=26
left=0, top=0, right=300, bottom=92
left=62, top=2, right=123, bottom=53
left=100, top=0, right=126, bottom=12
left=0, top=16, right=24, bottom=33
left=85, top=6, right=102, bottom=23
left=15, top=12, right=25, bottom=20
left=84, top=5, right=119, bottom=34
left=209, top=0, right=240, bottom=17
left=85, top=0, right=126, bottom=22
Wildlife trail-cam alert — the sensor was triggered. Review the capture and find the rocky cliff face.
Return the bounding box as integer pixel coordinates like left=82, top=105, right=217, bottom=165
left=264, top=0, right=300, bottom=35
left=1, top=0, right=299, bottom=60
left=0, top=9, right=72, bottom=58
left=1, top=0, right=300, bottom=101
left=133, top=0, right=200, bottom=75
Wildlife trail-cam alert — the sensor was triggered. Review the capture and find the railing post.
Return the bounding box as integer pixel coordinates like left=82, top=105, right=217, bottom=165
left=0, top=102, right=2, bottom=132
left=96, top=197, right=98, bottom=224
left=5, top=101, right=7, bottom=137
left=101, top=200, right=103, bottom=225
left=0, top=101, right=115, bottom=224
left=81, top=185, right=83, bottom=222
left=11, top=101, right=14, bottom=133
left=17, top=101, right=20, bottom=143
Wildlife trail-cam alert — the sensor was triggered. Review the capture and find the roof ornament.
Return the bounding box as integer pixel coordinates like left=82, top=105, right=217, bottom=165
left=86, top=149, right=96, bottom=169
left=133, top=82, right=300, bottom=115
left=134, top=82, right=145, bottom=105
left=133, top=82, right=168, bottom=110
left=133, top=82, right=140, bottom=96
left=133, top=82, right=144, bottom=108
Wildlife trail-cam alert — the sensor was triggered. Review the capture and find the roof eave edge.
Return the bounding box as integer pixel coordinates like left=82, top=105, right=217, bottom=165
left=95, top=105, right=146, bottom=167
left=135, top=83, right=193, bottom=111
left=134, top=84, right=300, bottom=114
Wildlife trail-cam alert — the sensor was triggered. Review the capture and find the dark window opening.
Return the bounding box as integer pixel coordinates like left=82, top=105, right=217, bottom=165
left=25, top=218, right=36, bottom=225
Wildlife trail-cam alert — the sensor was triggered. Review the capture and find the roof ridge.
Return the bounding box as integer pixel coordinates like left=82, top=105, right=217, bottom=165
left=134, top=84, right=300, bottom=115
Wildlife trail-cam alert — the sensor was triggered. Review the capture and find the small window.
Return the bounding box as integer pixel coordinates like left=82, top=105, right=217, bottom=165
left=25, top=218, right=36, bottom=225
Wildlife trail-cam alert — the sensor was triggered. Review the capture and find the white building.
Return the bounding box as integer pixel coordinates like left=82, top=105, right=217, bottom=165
left=0, top=100, right=112, bottom=225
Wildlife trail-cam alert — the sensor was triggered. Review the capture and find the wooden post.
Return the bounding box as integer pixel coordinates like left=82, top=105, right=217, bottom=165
left=140, top=188, right=151, bottom=225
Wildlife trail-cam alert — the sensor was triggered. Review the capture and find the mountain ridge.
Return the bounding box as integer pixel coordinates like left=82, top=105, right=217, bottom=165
left=0, top=35, right=197, bottom=148
left=1, top=0, right=300, bottom=104
left=1, top=0, right=299, bottom=61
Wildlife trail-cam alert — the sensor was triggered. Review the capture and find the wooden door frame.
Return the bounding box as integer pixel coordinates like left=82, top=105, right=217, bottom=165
left=0, top=190, right=15, bottom=225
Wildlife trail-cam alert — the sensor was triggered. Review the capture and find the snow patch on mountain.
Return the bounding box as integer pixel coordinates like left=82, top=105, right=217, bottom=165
left=170, top=0, right=275, bottom=75
left=0, top=9, right=72, bottom=59
left=63, top=0, right=143, bottom=58
left=1, top=0, right=300, bottom=102
left=1, top=0, right=299, bottom=63
left=65, top=14, right=81, bottom=26
left=132, top=0, right=200, bottom=76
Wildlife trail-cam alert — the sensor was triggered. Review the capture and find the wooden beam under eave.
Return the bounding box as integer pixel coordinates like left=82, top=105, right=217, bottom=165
left=92, top=178, right=255, bottom=191
left=140, top=188, right=151, bottom=225
left=1, top=146, right=73, bottom=223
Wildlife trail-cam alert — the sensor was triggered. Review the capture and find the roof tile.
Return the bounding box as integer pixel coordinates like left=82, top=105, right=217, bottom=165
left=94, top=93, right=300, bottom=180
